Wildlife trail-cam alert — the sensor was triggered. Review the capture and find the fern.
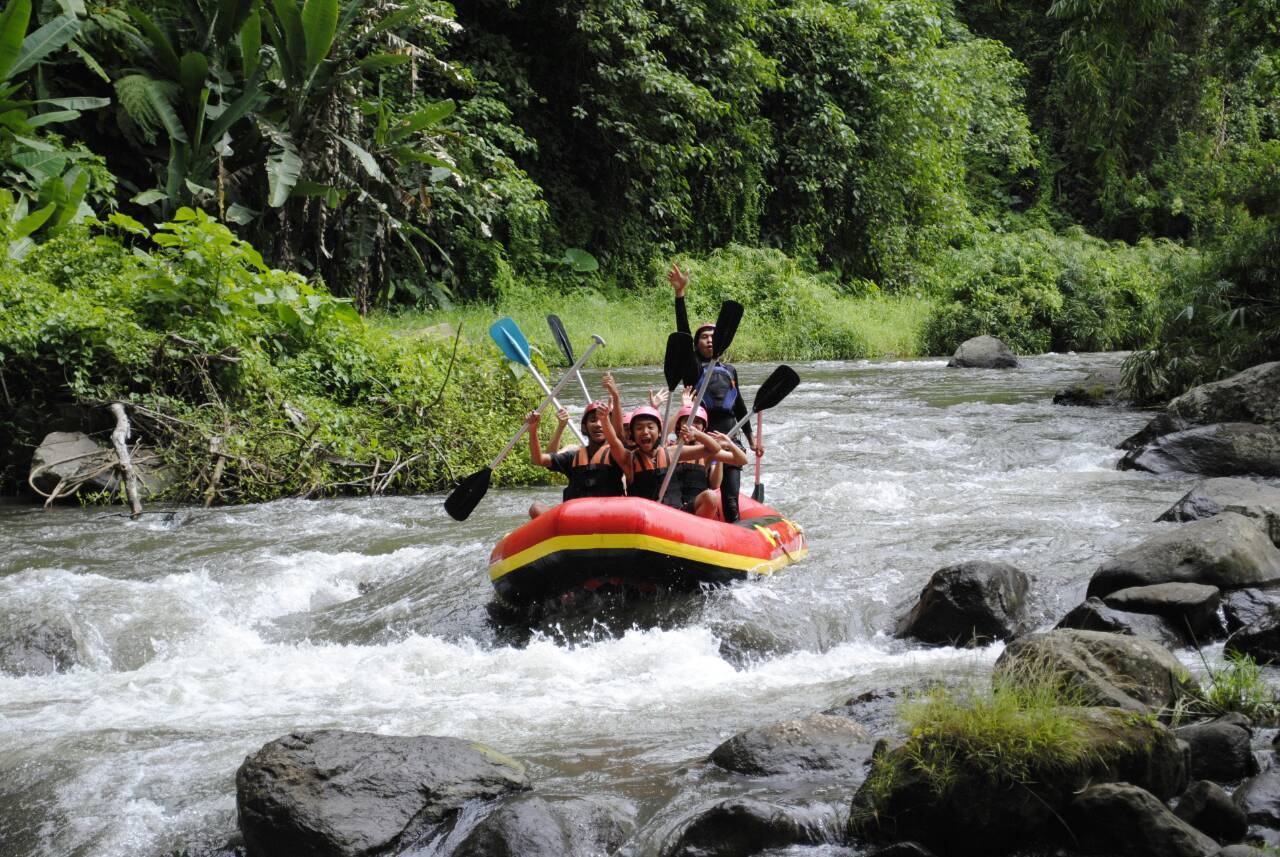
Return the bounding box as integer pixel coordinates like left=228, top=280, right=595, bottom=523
left=113, top=73, right=176, bottom=145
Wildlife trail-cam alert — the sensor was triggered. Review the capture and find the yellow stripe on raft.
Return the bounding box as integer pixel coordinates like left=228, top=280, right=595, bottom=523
left=489, top=532, right=808, bottom=582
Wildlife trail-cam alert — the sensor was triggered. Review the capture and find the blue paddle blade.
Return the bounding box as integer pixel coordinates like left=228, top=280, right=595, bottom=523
left=489, top=317, right=532, bottom=366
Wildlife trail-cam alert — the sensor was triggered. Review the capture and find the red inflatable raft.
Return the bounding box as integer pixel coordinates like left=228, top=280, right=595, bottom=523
left=488, top=493, right=808, bottom=607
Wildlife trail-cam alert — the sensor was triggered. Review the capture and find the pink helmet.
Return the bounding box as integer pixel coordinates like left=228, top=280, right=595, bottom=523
left=622, top=409, right=636, bottom=427
left=676, top=404, right=708, bottom=427
left=629, top=405, right=663, bottom=430
left=694, top=322, right=715, bottom=339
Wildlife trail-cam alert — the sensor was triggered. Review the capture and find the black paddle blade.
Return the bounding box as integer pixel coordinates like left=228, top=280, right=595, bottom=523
left=752, top=365, right=800, bottom=412
left=712, top=300, right=744, bottom=358
left=444, top=467, right=493, bottom=521
left=663, top=331, right=693, bottom=390
left=547, top=314, right=575, bottom=364
left=751, top=482, right=765, bottom=503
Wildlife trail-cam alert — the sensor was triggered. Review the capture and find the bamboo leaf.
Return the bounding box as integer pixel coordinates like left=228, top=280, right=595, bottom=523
left=0, top=0, right=32, bottom=83
left=300, top=0, right=337, bottom=73
left=12, top=13, right=80, bottom=77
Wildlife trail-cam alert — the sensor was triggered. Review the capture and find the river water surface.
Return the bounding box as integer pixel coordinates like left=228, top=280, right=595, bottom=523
left=0, top=354, right=1205, bottom=856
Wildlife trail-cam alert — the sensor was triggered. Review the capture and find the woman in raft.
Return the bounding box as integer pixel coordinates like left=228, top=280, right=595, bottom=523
left=666, top=403, right=748, bottom=518
left=595, top=400, right=714, bottom=502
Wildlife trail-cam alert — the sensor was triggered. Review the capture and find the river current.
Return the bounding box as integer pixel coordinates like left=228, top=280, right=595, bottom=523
left=0, top=354, right=1204, bottom=856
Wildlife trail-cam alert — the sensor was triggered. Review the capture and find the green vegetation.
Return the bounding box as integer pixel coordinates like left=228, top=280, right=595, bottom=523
left=1180, top=651, right=1280, bottom=725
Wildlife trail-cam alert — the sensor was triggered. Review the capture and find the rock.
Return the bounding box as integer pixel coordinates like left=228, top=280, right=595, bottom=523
left=1223, top=588, right=1280, bottom=634
left=1216, top=846, right=1273, bottom=857
left=995, top=629, right=1195, bottom=714
left=1132, top=362, right=1280, bottom=443
left=946, top=335, right=1018, bottom=369
left=1087, top=513, right=1280, bottom=598
left=29, top=431, right=117, bottom=494
left=659, top=797, right=830, bottom=857
left=1232, top=768, right=1280, bottom=832
left=235, top=730, right=531, bottom=857
left=1175, top=780, right=1248, bottom=844
left=1225, top=606, right=1280, bottom=664
left=1119, top=423, right=1280, bottom=477
left=894, top=561, right=1030, bottom=646
left=1056, top=597, right=1190, bottom=648
left=848, top=706, right=1188, bottom=854
left=1159, top=478, right=1280, bottom=548
left=709, top=713, right=874, bottom=777
left=1053, top=366, right=1125, bottom=406
left=1103, top=582, right=1224, bottom=639
left=1069, top=782, right=1218, bottom=857
left=0, top=615, right=81, bottom=676
left=452, top=795, right=635, bottom=857
left=1176, top=719, right=1258, bottom=783
left=865, top=844, right=940, bottom=857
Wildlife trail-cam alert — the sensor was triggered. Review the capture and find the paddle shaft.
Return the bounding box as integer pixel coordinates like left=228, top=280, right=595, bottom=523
left=497, top=328, right=587, bottom=445
left=549, top=315, right=593, bottom=405
left=755, top=412, right=763, bottom=483
left=486, top=337, right=605, bottom=471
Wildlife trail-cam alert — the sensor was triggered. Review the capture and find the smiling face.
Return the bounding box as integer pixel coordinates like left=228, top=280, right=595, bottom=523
left=696, top=328, right=714, bottom=359
left=631, top=416, right=661, bottom=451
left=583, top=410, right=606, bottom=443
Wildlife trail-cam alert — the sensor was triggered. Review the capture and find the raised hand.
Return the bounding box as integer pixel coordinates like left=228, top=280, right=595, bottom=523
left=649, top=387, right=670, bottom=408
left=556, top=407, right=570, bottom=425
left=668, top=263, right=689, bottom=297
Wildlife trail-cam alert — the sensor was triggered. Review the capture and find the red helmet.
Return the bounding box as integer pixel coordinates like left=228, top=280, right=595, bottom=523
left=629, top=406, right=663, bottom=430
left=675, top=404, right=708, bottom=427
left=581, top=401, right=607, bottom=428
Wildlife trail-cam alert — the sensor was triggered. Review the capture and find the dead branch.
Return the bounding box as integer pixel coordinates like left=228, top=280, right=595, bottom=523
left=109, top=403, right=144, bottom=519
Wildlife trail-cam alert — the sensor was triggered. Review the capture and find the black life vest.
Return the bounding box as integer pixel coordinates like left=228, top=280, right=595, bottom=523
left=627, top=446, right=671, bottom=502
left=563, top=444, right=624, bottom=500
left=696, top=363, right=738, bottom=413
left=661, top=460, right=709, bottom=509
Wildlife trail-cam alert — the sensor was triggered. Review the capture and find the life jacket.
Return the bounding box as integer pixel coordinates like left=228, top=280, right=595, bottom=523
left=563, top=444, right=624, bottom=500
left=627, top=446, right=671, bottom=502
left=661, top=460, right=709, bottom=509
left=696, top=363, right=738, bottom=414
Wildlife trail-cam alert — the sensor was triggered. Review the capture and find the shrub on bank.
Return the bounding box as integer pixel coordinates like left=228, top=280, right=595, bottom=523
left=0, top=209, right=542, bottom=502
left=922, top=229, right=1196, bottom=356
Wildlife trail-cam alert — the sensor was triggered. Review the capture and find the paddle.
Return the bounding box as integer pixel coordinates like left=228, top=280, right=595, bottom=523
left=490, top=317, right=587, bottom=445
left=444, top=335, right=607, bottom=521
left=721, top=365, right=800, bottom=437
left=659, top=331, right=697, bottom=443
left=656, top=301, right=743, bottom=501
left=751, top=412, right=765, bottom=503
left=547, top=314, right=592, bottom=405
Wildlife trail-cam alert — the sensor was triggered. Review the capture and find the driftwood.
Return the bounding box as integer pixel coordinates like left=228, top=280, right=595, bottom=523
left=109, top=403, right=143, bottom=519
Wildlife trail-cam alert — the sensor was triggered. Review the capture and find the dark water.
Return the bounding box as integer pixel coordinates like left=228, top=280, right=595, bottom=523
left=0, top=354, right=1217, bottom=856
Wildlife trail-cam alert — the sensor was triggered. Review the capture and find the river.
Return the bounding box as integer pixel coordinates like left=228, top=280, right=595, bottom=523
left=0, top=354, right=1202, bottom=856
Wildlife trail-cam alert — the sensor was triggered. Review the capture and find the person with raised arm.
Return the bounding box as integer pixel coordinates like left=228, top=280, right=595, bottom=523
left=525, top=400, right=624, bottom=518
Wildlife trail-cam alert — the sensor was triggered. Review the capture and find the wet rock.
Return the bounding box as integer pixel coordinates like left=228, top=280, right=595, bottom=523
left=1225, top=606, right=1280, bottom=664
left=29, top=431, right=117, bottom=494
left=1158, top=478, right=1280, bottom=548
left=1121, top=362, right=1280, bottom=450
left=452, top=795, right=635, bottom=857
left=1055, top=597, right=1190, bottom=648
left=995, top=629, right=1195, bottom=714
left=1175, top=780, right=1248, bottom=844
left=1087, top=513, right=1280, bottom=598
left=1223, top=589, right=1280, bottom=634
left=235, top=730, right=531, bottom=857
left=1232, top=768, right=1280, bottom=834
left=1053, top=366, right=1125, bottom=406
left=1216, top=846, right=1273, bottom=857
left=865, top=844, right=939, bottom=857
left=848, top=706, right=1187, bottom=855
left=946, top=335, right=1018, bottom=369
left=1103, top=582, right=1224, bottom=639
left=894, top=561, right=1029, bottom=646
left=710, top=713, right=874, bottom=777
left=1069, top=782, right=1218, bottom=857
left=823, top=689, right=904, bottom=740
left=0, top=615, right=81, bottom=676
left=659, top=797, right=830, bottom=857
left=1176, top=719, right=1257, bottom=783
left=1119, top=423, right=1280, bottom=478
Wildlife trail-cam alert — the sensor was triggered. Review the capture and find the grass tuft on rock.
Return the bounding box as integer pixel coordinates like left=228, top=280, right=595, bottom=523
left=1182, top=650, right=1280, bottom=725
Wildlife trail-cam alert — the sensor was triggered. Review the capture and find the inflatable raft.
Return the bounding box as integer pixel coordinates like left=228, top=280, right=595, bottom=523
left=488, top=494, right=808, bottom=607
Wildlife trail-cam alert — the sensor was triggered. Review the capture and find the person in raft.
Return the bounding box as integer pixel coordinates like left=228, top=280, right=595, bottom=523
left=664, top=404, right=748, bottom=517
left=525, top=400, right=625, bottom=519
left=669, top=264, right=761, bottom=522
left=595, top=398, right=714, bottom=502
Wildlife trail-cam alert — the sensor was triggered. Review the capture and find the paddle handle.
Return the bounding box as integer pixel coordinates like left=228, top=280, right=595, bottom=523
left=657, top=357, right=717, bottom=501
left=499, top=328, right=587, bottom=445
left=487, top=336, right=605, bottom=470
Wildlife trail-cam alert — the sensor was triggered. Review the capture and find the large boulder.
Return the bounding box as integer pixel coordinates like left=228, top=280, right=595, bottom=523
left=1053, top=366, right=1125, bottom=407
left=1175, top=780, right=1248, bottom=844
left=1176, top=717, right=1257, bottom=783
left=995, top=629, right=1195, bottom=713
left=28, top=431, right=117, bottom=494
left=1103, top=582, right=1224, bottom=639
left=1056, top=597, right=1190, bottom=648
left=1223, top=588, right=1280, bottom=634
left=1159, top=479, right=1280, bottom=548
left=235, top=730, right=531, bottom=857
left=1122, top=362, right=1280, bottom=450
left=1068, top=782, right=1218, bottom=857
left=1231, top=768, right=1280, bottom=841
left=1225, top=605, right=1280, bottom=664
left=659, top=798, right=831, bottom=857
left=709, top=713, right=874, bottom=777
left=0, top=615, right=81, bottom=676
left=1119, top=423, right=1280, bottom=477
left=848, top=706, right=1187, bottom=855
left=946, top=335, right=1018, bottom=369
left=1087, top=513, right=1280, bottom=598
left=894, top=561, right=1029, bottom=646
left=451, top=795, right=635, bottom=857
